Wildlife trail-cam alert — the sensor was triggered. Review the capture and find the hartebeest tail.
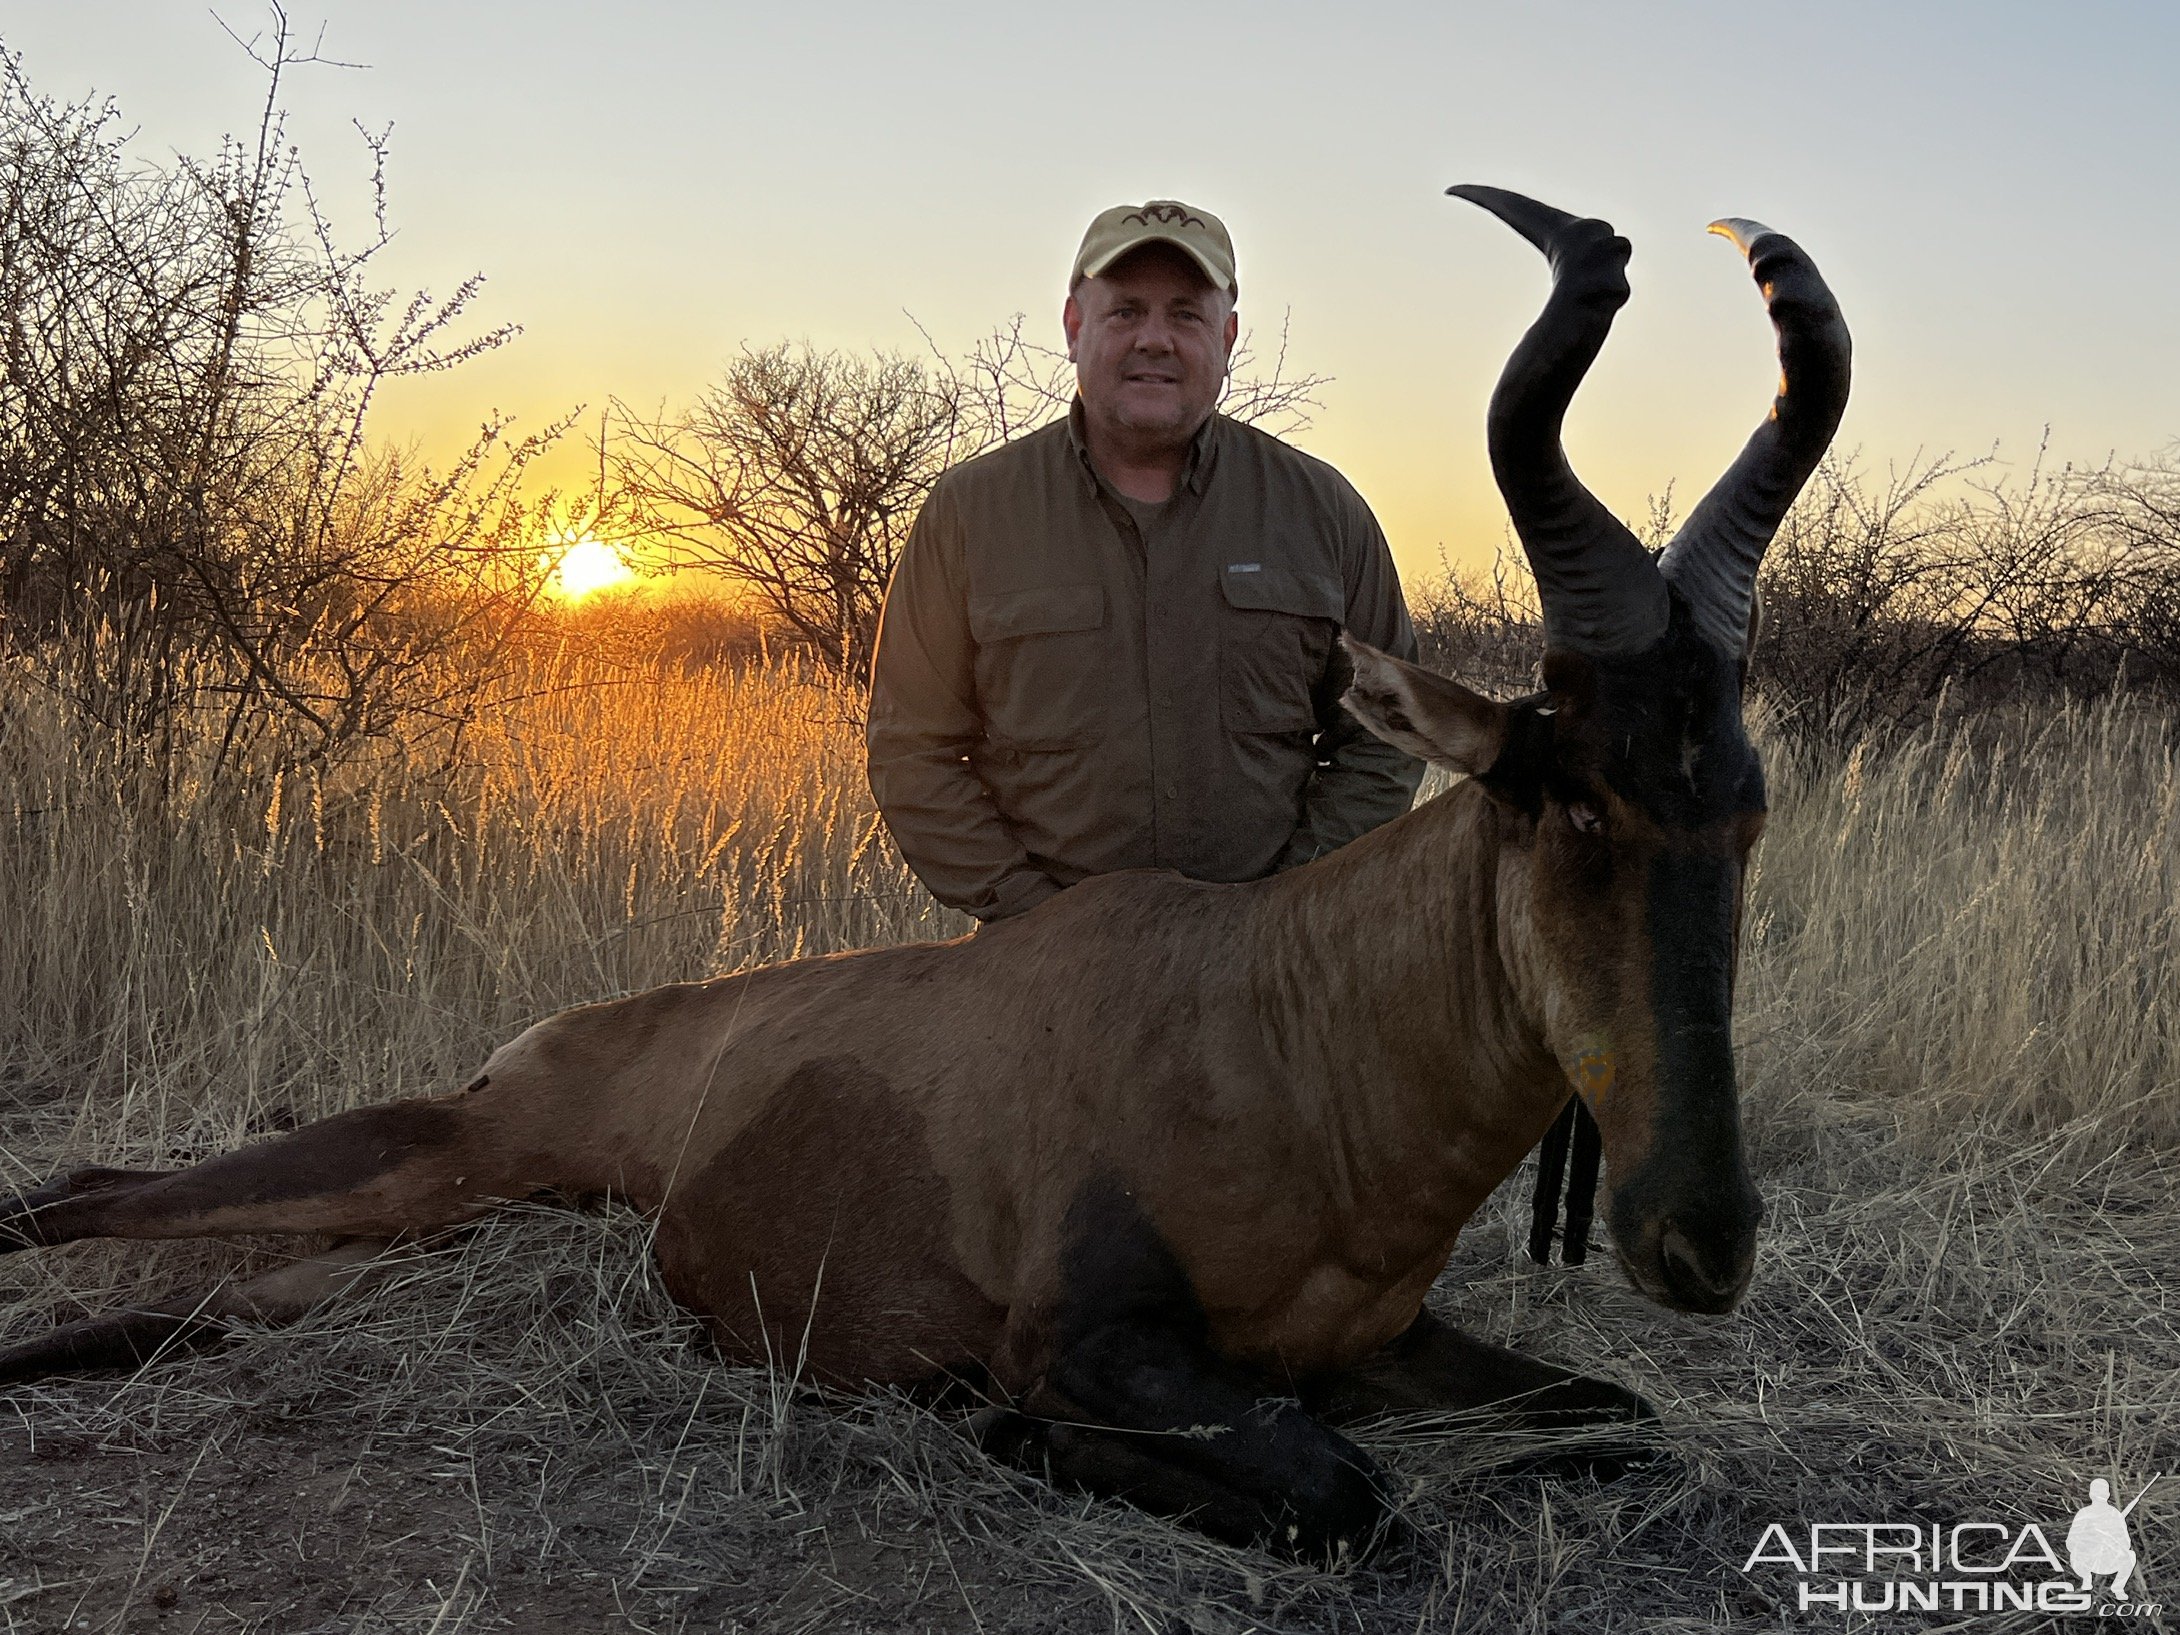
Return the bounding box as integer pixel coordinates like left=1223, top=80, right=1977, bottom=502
left=2, top=186, right=1847, bottom=1565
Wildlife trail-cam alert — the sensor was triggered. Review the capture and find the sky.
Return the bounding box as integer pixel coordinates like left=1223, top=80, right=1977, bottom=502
left=7, top=1, right=2178, bottom=586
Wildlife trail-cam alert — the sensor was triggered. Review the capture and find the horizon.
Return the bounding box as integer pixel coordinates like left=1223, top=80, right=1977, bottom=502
left=6, top=2, right=2177, bottom=589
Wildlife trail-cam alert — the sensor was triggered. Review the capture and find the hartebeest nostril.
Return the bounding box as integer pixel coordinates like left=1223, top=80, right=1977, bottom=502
left=1657, top=1222, right=1750, bottom=1314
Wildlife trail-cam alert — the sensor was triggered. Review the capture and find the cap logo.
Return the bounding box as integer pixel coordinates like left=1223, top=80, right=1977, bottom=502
left=1123, top=202, right=1209, bottom=230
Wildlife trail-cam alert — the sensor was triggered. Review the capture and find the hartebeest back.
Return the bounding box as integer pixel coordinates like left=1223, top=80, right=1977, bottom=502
left=1, top=186, right=1849, bottom=1563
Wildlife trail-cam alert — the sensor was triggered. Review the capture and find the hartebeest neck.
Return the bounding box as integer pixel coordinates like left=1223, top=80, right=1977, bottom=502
left=1240, top=782, right=1563, bottom=1243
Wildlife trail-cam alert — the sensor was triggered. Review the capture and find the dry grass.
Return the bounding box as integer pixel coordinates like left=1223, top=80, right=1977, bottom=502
left=1, top=648, right=2175, bottom=1632
left=1748, top=695, right=2180, bottom=1146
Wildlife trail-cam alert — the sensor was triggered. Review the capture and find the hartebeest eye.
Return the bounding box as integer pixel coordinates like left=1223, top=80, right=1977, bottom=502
left=1567, top=801, right=1604, bottom=835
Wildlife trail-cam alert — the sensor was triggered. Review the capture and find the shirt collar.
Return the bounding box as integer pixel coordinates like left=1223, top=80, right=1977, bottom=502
left=1065, top=397, right=1222, bottom=498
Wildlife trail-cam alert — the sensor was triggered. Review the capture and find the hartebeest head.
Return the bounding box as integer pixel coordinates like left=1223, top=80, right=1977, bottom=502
left=1346, top=186, right=1850, bottom=1314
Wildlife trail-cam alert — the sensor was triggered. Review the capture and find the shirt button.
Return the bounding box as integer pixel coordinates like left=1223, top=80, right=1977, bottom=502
left=1163, top=782, right=1177, bottom=798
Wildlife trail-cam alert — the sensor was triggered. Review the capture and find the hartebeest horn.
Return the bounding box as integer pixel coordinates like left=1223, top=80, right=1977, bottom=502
left=1656, top=218, right=1852, bottom=656
left=1447, top=184, right=1669, bottom=656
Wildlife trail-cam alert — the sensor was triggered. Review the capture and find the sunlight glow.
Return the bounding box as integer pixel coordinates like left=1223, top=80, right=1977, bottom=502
left=546, top=536, right=636, bottom=600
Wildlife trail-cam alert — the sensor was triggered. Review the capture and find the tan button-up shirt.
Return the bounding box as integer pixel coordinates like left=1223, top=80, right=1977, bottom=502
left=866, top=403, right=1424, bottom=921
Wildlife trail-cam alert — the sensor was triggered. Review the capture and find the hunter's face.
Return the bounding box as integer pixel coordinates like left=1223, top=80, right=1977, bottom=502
left=1065, top=245, right=1237, bottom=452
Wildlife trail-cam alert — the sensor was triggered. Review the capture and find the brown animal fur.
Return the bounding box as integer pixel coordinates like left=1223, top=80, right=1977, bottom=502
left=2, top=760, right=1631, bottom=1394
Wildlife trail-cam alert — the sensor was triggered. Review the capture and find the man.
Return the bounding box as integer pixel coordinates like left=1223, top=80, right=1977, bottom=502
left=866, top=199, right=1422, bottom=922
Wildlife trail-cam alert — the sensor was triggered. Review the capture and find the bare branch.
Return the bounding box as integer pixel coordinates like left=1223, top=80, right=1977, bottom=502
left=0, top=15, right=552, bottom=777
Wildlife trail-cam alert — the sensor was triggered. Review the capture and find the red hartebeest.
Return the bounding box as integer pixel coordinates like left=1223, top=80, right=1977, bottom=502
left=0, top=187, right=1849, bottom=1562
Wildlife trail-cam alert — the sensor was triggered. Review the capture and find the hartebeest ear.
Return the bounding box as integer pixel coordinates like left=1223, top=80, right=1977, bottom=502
left=1341, top=636, right=1510, bottom=775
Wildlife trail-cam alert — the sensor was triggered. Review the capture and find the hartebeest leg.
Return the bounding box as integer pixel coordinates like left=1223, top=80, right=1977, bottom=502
left=1305, top=1310, right=1658, bottom=1478
left=981, top=1179, right=1394, bottom=1561
left=0, top=1238, right=396, bottom=1386
left=0, top=1094, right=546, bottom=1254
left=986, top=1324, right=1395, bottom=1562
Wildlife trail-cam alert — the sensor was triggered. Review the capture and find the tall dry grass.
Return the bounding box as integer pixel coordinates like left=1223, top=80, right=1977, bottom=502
left=1, top=645, right=2175, bottom=1632
left=0, top=646, right=962, bottom=1183
left=1744, top=693, right=2180, bottom=1150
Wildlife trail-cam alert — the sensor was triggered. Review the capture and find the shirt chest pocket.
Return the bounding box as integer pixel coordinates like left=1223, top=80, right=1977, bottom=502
left=1220, top=565, right=1344, bottom=734
left=968, top=584, right=1109, bottom=751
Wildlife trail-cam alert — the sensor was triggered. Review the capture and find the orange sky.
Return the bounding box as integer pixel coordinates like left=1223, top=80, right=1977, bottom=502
left=10, top=2, right=2178, bottom=590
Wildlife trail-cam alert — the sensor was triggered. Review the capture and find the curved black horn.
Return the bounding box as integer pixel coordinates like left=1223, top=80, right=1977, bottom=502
left=1447, top=184, right=1668, bottom=656
left=1657, top=218, right=1852, bottom=655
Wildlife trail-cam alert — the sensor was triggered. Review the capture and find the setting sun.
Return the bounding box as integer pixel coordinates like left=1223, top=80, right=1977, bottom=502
left=545, top=536, right=636, bottom=600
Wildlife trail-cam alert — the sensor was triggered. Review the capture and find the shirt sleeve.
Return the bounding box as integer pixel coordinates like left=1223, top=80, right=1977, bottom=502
left=866, top=483, right=1064, bottom=920
left=1274, top=481, right=1427, bottom=869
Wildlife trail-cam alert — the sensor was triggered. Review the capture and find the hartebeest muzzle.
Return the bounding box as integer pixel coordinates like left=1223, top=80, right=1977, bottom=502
left=1608, top=838, right=1767, bottom=1313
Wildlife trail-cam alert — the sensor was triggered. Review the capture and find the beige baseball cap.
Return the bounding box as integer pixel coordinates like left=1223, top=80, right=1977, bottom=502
left=1070, top=200, right=1237, bottom=298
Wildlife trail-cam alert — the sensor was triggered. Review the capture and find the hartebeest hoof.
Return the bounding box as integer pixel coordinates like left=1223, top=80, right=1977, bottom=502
left=1522, top=1372, right=1659, bottom=1434
left=0, top=1308, right=217, bottom=1386
left=970, top=1405, right=1398, bottom=1565
left=1493, top=1436, right=1673, bottom=1487
left=0, top=1168, right=175, bottom=1255
left=1, top=1174, right=77, bottom=1253
left=0, top=1240, right=394, bottom=1389
left=1483, top=1376, right=1669, bottom=1485
left=1491, top=1410, right=1673, bottom=1487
